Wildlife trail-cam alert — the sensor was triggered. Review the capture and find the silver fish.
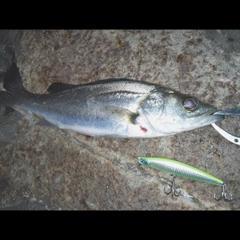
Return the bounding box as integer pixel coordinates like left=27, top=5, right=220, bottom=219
left=0, top=63, right=224, bottom=138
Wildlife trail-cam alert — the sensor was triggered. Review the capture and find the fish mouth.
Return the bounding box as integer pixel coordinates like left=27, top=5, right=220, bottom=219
left=197, top=108, right=225, bottom=126
left=192, top=112, right=224, bottom=131
left=210, top=110, right=225, bottom=123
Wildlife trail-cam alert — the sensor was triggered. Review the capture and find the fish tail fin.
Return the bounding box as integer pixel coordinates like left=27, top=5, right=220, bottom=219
left=3, top=62, right=26, bottom=93
left=0, top=63, right=28, bottom=107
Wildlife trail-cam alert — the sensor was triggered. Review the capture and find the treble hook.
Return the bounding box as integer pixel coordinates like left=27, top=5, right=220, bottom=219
left=164, top=174, right=181, bottom=197
left=214, top=183, right=233, bottom=201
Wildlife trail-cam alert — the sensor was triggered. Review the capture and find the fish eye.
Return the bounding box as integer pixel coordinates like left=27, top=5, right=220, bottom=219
left=183, top=98, right=197, bottom=111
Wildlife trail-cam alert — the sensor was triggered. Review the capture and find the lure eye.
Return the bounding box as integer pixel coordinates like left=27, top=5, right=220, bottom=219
left=183, top=98, right=197, bottom=111
left=138, top=157, right=148, bottom=165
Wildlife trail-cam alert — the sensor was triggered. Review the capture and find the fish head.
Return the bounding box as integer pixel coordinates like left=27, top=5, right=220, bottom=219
left=151, top=90, right=224, bottom=135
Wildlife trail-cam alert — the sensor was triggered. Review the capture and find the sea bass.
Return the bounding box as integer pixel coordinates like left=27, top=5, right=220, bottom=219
left=0, top=63, right=224, bottom=138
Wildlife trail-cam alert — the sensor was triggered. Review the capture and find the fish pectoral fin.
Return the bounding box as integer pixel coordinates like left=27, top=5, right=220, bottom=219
left=37, top=118, right=57, bottom=127
left=103, top=106, right=139, bottom=125
left=47, top=83, right=76, bottom=93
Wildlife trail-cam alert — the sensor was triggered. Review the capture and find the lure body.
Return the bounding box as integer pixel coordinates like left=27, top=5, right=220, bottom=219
left=138, top=157, right=224, bottom=186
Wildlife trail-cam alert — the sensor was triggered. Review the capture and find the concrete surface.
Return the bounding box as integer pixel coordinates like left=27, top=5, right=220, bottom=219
left=0, top=30, right=240, bottom=210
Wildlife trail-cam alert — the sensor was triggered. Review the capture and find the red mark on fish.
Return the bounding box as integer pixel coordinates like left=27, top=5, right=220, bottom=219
left=140, top=126, right=147, bottom=133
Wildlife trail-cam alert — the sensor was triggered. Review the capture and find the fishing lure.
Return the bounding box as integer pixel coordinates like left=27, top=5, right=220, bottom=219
left=138, top=156, right=232, bottom=201
left=212, top=123, right=240, bottom=145
left=212, top=108, right=240, bottom=145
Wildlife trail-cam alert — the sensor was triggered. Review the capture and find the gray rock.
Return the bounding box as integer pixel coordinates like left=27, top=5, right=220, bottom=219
left=0, top=30, right=239, bottom=210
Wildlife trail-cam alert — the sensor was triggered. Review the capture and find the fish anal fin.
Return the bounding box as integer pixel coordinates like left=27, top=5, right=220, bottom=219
left=37, top=118, right=57, bottom=128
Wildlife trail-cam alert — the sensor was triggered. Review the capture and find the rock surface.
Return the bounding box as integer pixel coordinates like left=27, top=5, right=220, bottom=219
left=0, top=30, right=240, bottom=210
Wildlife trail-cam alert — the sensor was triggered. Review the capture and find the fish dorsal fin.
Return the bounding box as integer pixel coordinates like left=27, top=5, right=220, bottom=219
left=47, top=83, right=76, bottom=93
left=47, top=79, right=141, bottom=93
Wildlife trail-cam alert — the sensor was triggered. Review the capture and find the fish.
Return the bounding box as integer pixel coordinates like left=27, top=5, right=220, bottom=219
left=138, top=156, right=224, bottom=186
left=0, top=63, right=224, bottom=138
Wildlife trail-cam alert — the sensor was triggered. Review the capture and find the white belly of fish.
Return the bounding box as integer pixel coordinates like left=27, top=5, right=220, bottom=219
left=52, top=113, right=157, bottom=138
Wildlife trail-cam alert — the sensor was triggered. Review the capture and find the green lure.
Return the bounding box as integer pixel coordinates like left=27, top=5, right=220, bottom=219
left=138, top=156, right=224, bottom=186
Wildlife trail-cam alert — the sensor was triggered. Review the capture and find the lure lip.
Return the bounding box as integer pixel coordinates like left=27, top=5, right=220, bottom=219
left=211, top=123, right=240, bottom=145
left=212, top=108, right=240, bottom=145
